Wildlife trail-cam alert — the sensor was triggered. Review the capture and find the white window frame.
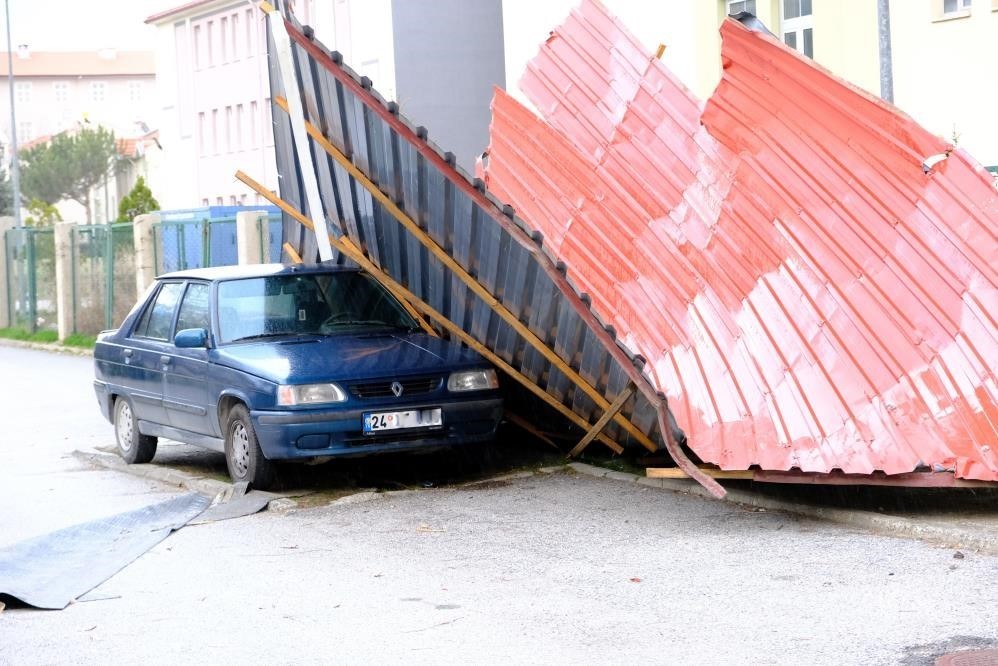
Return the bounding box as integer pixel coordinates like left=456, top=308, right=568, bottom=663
left=726, top=0, right=757, bottom=16
left=781, top=0, right=814, bottom=58
left=941, top=0, right=972, bottom=14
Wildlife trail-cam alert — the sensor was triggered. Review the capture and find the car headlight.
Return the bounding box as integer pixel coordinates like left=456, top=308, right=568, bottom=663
left=276, top=383, right=347, bottom=406
left=447, top=369, right=499, bottom=392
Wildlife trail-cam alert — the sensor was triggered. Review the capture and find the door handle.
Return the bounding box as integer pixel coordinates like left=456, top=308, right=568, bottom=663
left=122, top=349, right=133, bottom=357
left=160, top=355, right=172, bottom=366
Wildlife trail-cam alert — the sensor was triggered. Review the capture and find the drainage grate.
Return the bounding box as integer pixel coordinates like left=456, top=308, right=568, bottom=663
left=936, top=649, right=998, bottom=666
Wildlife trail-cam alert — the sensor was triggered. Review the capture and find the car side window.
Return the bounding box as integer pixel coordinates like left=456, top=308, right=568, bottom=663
left=175, top=283, right=210, bottom=337
left=133, top=282, right=185, bottom=340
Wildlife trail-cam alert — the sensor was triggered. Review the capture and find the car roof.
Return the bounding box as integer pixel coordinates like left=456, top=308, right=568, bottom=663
left=158, top=262, right=361, bottom=282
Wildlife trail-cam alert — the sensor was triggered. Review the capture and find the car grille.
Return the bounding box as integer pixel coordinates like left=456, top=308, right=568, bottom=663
left=348, top=375, right=442, bottom=399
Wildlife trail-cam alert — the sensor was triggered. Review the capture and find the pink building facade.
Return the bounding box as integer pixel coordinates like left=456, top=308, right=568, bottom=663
left=147, top=0, right=314, bottom=209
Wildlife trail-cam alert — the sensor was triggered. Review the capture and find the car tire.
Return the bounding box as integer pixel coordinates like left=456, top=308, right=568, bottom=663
left=114, top=396, right=158, bottom=464
left=224, top=404, right=276, bottom=489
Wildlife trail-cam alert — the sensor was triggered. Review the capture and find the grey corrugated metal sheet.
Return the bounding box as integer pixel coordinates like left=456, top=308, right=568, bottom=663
left=263, top=6, right=688, bottom=467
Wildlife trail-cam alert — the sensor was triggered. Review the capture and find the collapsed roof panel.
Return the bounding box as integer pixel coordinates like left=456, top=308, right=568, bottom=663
left=484, top=0, right=997, bottom=480
left=258, top=3, right=726, bottom=496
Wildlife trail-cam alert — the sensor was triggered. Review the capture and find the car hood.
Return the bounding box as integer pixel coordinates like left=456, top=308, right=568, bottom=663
left=212, top=332, right=487, bottom=384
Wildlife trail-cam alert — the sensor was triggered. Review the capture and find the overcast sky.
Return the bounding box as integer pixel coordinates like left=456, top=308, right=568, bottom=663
left=1, top=0, right=172, bottom=52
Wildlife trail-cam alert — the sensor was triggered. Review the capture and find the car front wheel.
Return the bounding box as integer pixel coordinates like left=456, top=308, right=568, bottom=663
left=225, top=404, right=276, bottom=489
left=114, top=396, right=158, bottom=464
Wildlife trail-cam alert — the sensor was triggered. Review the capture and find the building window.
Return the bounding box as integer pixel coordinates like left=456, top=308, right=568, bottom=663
left=235, top=103, right=244, bottom=151
left=225, top=105, right=233, bottom=152
left=245, top=9, right=255, bottom=56
left=232, top=12, right=240, bottom=59
left=250, top=100, right=258, bottom=147
left=207, top=20, right=214, bottom=66
left=781, top=0, right=813, bottom=58
left=53, top=81, right=69, bottom=103
left=727, top=0, right=756, bottom=15
left=220, top=17, right=229, bottom=63
left=90, top=81, right=107, bottom=102
left=194, top=24, right=203, bottom=69
left=942, top=0, right=972, bottom=12
left=128, top=81, right=143, bottom=103
left=17, top=120, right=32, bottom=141
left=14, top=81, right=31, bottom=104
left=198, top=111, right=206, bottom=156
left=202, top=198, right=210, bottom=207
left=215, top=196, right=224, bottom=205
left=211, top=108, right=219, bottom=154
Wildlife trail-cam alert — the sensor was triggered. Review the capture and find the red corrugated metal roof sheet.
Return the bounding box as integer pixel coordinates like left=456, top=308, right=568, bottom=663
left=483, top=0, right=997, bottom=480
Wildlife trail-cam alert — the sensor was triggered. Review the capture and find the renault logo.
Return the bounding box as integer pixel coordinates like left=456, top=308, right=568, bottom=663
left=390, top=381, right=404, bottom=397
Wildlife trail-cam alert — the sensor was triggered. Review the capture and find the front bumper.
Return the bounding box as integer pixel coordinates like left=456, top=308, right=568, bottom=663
left=251, top=397, right=503, bottom=460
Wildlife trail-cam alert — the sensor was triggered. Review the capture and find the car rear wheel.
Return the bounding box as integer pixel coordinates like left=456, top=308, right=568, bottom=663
left=225, top=404, right=276, bottom=489
left=114, top=396, right=158, bottom=464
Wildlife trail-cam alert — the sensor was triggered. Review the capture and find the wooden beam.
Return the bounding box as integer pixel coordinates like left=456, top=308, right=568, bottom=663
left=504, top=411, right=561, bottom=451
left=273, top=96, right=656, bottom=454
left=235, top=170, right=625, bottom=454
left=282, top=242, right=303, bottom=264
left=569, top=383, right=635, bottom=458
left=647, top=468, right=753, bottom=480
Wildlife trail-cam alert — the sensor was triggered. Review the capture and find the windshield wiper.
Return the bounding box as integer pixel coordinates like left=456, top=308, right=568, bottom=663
left=323, top=319, right=404, bottom=328
left=227, top=332, right=300, bottom=343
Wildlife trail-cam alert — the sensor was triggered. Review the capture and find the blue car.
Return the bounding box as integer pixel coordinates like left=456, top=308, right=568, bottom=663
left=93, top=263, right=503, bottom=488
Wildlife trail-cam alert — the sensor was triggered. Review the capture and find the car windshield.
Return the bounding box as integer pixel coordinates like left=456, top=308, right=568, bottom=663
left=217, top=272, right=419, bottom=343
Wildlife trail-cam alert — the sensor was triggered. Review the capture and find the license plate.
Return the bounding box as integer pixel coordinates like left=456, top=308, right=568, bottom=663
left=363, top=408, right=442, bottom=434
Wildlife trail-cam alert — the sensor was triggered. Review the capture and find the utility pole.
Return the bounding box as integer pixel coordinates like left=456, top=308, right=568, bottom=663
left=877, top=0, right=894, bottom=103
left=4, top=0, right=21, bottom=226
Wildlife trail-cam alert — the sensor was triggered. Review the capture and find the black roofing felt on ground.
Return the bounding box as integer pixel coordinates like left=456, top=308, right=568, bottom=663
left=0, top=493, right=210, bottom=610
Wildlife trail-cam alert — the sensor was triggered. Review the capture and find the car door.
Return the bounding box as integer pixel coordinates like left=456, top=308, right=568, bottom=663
left=123, top=280, right=186, bottom=425
left=163, top=281, right=212, bottom=434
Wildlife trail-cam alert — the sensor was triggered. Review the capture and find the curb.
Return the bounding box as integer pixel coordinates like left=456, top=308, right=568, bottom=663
left=73, top=450, right=236, bottom=500
left=0, top=338, right=93, bottom=357
left=565, top=462, right=998, bottom=555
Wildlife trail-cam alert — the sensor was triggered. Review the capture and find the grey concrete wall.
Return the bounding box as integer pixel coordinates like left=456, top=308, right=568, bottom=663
left=391, top=0, right=505, bottom=172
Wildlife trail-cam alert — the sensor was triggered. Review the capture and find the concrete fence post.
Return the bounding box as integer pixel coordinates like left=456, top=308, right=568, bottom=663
left=236, top=211, right=269, bottom=265
left=54, top=222, right=74, bottom=341
left=0, top=216, right=14, bottom=329
left=133, top=213, right=159, bottom=297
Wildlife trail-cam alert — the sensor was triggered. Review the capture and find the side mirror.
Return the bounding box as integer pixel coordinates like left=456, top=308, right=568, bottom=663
left=175, top=327, right=209, bottom=348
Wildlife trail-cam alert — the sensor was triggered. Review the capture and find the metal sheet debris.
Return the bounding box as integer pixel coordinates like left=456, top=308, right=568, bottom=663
left=483, top=0, right=997, bottom=480
left=0, top=494, right=209, bottom=610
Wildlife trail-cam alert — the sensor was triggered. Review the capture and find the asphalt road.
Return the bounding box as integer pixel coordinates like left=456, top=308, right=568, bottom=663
left=1, top=344, right=997, bottom=665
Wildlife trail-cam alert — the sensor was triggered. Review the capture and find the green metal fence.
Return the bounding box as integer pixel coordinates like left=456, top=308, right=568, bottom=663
left=70, top=224, right=136, bottom=334
left=4, top=227, right=56, bottom=332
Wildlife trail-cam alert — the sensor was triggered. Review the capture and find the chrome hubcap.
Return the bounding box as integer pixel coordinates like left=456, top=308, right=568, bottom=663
left=116, top=401, right=133, bottom=452
left=231, top=422, right=250, bottom=477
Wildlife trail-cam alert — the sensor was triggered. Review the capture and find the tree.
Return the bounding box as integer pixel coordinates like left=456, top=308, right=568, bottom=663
left=116, top=176, right=160, bottom=222
left=0, top=169, right=14, bottom=216
left=24, top=198, right=62, bottom=227
left=18, top=125, right=119, bottom=224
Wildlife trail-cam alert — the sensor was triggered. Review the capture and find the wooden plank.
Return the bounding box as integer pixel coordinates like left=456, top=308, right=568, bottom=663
left=647, top=468, right=753, bottom=480
left=234, top=170, right=625, bottom=455
left=273, top=96, right=656, bottom=454
left=569, top=383, right=635, bottom=458
left=504, top=411, right=560, bottom=451
left=282, top=242, right=303, bottom=264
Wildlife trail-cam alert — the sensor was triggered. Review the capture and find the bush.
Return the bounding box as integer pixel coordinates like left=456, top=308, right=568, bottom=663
left=117, top=176, right=160, bottom=223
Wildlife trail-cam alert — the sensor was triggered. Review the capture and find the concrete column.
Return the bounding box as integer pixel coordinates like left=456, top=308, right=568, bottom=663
left=133, top=212, right=160, bottom=296
left=54, top=222, right=74, bottom=341
left=236, top=211, right=270, bottom=265
left=0, top=216, right=14, bottom=329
